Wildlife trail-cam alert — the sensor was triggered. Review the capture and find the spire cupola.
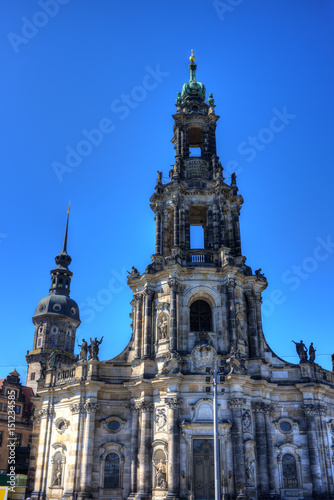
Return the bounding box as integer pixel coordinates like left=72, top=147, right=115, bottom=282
left=181, top=50, right=206, bottom=102
left=50, top=205, right=73, bottom=296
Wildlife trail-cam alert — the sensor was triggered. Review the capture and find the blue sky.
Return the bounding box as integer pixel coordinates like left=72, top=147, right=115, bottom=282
left=1, top=0, right=334, bottom=382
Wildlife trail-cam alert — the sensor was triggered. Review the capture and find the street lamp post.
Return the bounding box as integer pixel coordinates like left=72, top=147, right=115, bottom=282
left=213, top=370, right=221, bottom=500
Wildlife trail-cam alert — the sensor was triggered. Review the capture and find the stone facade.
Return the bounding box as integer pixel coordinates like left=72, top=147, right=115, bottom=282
left=27, top=58, right=334, bottom=500
left=0, top=370, right=33, bottom=475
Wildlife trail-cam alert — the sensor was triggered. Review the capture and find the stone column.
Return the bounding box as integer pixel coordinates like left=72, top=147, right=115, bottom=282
left=233, top=209, right=242, bottom=256
left=129, top=403, right=140, bottom=497
left=181, top=128, right=189, bottom=158
left=228, top=398, right=247, bottom=498
left=165, top=398, right=182, bottom=499
left=264, top=405, right=275, bottom=493
left=66, top=402, right=85, bottom=499
left=40, top=406, right=54, bottom=499
left=207, top=206, right=213, bottom=249
left=213, top=204, right=220, bottom=250
left=255, top=292, right=264, bottom=358
left=226, top=278, right=237, bottom=351
left=137, top=402, right=154, bottom=499
left=303, top=404, right=324, bottom=496
left=176, top=126, right=181, bottom=157
left=31, top=406, right=53, bottom=500
left=168, top=278, right=179, bottom=353
left=219, top=204, right=226, bottom=248
left=134, top=293, right=143, bottom=359
left=246, top=291, right=259, bottom=358
left=143, top=288, right=154, bottom=359
left=155, top=211, right=162, bottom=255
left=252, top=403, right=269, bottom=496
left=185, top=207, right=190, bottom=250
left=79, top=403, right=99, bottom=499
left=179, top=208, right=185, bottom=249
left=173, top=205, right=179, bottom=248
left=318, top=405, right=334, bottom=495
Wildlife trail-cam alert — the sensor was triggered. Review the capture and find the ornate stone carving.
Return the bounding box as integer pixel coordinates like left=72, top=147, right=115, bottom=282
left=165, top=397, right=182, bottom=409
left=225, top=276, right=236, bottom=288
left=70, top=402, right=85, bottom=414
left=84, top=402, right=100, bottom=413
left=252, top=402, right=271, bottom=413
left=88, top=337, right=103, bottom=361
left=228, top=397, right=245, bottom=410
left=191, top=344, right=217, bottom=373
left=302, top=403, right=327, bottom=416
left=168, top=277, right=179, bottom=291
left=245, top=455, right=256, bottom=487
left=157, top=313, right=169, bottom=340
left=54, top=417, right=70, bottom=435
left=39, top=407, right=54, bottom=419
left=139, top=401, right=154, bottom=412
left=242, top=409, right=252, bottom=432
left=155, top=408, right=167, bottom=431
left=51, top=461, right=63, bottom=487
left=154, top=459, right=167, bottom=489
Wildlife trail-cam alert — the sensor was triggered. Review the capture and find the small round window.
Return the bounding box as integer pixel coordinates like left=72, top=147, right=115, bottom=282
left=280, top=421, right=292, bottom=432
left=108, top=420, right=120, bottom=431
left=53, top=304, right=61, bottom=312
left=70, top=307, right=76, bottom=315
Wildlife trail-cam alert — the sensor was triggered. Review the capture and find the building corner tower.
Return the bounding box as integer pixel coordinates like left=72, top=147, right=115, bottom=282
left=26, top=208, right=80, bottom=393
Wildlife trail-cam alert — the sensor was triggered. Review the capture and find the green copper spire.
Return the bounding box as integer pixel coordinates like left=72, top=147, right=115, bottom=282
left=181, top=50, right=206, bottom=102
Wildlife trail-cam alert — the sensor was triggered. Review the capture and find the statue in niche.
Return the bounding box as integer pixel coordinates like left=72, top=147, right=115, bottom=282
left=154, top=459, right=167, bottom=489
left=52, top=461, right=62, bottom=487
left=245, top=456, right=255, bottom=487
left=78, top=339, right=88, bottom=361
left=158, top=315, right=168, bottom=340
left=236, top=315, right=244, bottom=343
left=88, top=337, right=103, bottom=361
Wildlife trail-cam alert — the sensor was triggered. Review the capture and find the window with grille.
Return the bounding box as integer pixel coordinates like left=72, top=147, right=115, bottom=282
left=190, top=300, right=212, bottom=332
left=104, top=453, right=119, bottom=489
left=282, top=454, right=298, bottom=489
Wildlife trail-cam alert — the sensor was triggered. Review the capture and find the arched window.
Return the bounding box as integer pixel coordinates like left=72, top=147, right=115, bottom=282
left=104, top=453, right=119, bottom=489
left=190, top=300, right=212, bottom=331
left=282, top=454, right=298, bottom=489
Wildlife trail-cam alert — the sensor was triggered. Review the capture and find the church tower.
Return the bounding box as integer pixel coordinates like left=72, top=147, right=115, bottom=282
left=28, top=55, right=334, bottom=500
left=127, top=51, right=267, bottom=365
left=26, top=208, right=80, bottom=394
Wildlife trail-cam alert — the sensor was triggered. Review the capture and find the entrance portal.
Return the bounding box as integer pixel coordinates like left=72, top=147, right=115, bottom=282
left=193, top=439, right=215, bottom=500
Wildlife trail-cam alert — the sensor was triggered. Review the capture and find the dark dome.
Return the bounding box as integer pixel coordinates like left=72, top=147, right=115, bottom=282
left=33, top=293, right=80, bottom=322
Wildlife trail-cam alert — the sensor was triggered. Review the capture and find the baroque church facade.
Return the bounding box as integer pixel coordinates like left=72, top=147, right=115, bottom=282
left=27, top=56, right=334, bottom=500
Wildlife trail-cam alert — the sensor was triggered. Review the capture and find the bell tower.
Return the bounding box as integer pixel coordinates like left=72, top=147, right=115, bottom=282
left=127, top=53, right=268, bottom=367
left=26, top=207, right=80, bottom=393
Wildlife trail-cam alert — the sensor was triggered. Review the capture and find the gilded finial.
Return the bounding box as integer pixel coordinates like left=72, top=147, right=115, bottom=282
left=189, top=49, right=195, bottom=63
left=67, top=201, right=71, bottom=215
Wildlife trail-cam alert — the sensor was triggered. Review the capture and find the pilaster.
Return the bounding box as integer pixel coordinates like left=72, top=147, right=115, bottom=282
left=228, top=397, right=247, bottom=499
left=168, top=278, right=179, bottom=353
left=165, top=397, right=182, bottom=499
